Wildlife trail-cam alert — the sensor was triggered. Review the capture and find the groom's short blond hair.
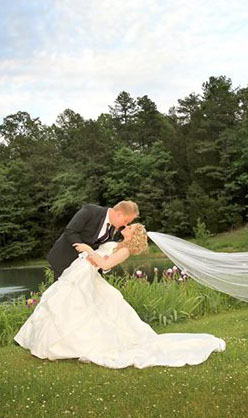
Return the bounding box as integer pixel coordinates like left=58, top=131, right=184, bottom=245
left=113, top=201, right=139, bottom=216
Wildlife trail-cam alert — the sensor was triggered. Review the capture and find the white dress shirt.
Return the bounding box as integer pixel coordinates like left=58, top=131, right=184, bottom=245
left=97, top=209, right=111, bottom=239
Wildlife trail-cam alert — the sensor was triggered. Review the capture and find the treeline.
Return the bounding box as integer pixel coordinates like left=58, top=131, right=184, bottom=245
left=0, top=75, right=248, bottom=261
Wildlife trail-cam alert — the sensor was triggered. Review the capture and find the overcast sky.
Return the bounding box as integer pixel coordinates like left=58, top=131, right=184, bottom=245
left=1, top=0, right=248, bottom=125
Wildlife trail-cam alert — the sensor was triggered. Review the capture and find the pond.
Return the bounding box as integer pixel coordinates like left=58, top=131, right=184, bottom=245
left=0, top=257, right=172, bottom=302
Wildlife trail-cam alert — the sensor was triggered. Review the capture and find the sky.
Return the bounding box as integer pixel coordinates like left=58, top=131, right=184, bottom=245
left=0, top=0, right=248, bottom=125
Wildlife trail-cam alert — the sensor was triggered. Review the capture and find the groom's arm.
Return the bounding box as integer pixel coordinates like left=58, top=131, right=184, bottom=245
left=64, top=205, right=91, bottom=247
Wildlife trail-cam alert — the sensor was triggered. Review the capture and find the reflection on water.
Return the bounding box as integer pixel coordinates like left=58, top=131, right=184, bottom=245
left=0, top=286, right=28, bottom=295
left=0, top=267, right=46, bottom=302
left=0, top=257, right=171, bottom=302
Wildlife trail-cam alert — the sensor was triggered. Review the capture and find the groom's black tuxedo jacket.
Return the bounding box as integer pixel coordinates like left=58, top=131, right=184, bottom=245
left=47, top=204, right=121, bottom=276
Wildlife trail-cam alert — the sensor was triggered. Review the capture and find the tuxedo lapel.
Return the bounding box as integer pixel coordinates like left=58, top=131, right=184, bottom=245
left=93, top=207, right=109, bottom=242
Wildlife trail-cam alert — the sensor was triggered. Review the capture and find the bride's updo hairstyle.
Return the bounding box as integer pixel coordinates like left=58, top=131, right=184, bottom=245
left=117, top=223, right=148, bottom=255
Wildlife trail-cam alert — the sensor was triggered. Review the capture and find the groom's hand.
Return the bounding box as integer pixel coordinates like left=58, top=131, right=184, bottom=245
left=73, top=243, right=85, bottom=253
left=73, top=243, right=98, bottom=266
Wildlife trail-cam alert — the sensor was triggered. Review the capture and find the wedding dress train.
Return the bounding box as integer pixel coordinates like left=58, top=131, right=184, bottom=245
left=14, top=242, right=226, bottom=369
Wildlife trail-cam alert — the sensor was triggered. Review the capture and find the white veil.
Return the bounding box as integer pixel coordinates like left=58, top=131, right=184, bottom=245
left=147, top=232, right=248, bottom=302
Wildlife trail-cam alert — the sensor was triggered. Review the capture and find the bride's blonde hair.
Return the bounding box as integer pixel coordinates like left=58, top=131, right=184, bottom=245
left=116, top=223, right=148, bottom=255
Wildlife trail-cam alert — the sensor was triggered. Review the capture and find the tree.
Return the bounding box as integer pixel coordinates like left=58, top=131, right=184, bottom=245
left=222, top=114, right=248, bottom=223
left=135, top=95, right=173, bottom=150
left=0, top=161, right=39, bottom=260
left=109, top=91, right=137, bottom=147
left=0, top=111, right=46, bottom=159
left=103, top=142, right=176, bottom=231
left=0, top=111, right=62, bottom=257
left=53, top=109, right=85, bottom=159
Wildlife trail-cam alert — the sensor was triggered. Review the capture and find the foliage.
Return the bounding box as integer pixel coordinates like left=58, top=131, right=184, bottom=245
left=1, top=76, right=248, bottom=260
left=161, top=198, right=190, bottom=236
left=107, top=274, right=243, bottom=327
left=193, top=217, right=211, bottom=245
left=0, top=268, right=54, bottom=346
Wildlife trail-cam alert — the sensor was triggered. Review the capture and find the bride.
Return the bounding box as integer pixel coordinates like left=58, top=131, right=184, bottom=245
left=14, top=223, right=226, bottom=369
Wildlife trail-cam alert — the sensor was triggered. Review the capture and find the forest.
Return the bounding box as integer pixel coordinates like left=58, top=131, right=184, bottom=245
left=1, top=75, right=248, bottom=261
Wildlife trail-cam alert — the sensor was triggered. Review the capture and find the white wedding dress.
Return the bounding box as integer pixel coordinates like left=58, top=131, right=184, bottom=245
left=14, top=242, right=226, bottom=369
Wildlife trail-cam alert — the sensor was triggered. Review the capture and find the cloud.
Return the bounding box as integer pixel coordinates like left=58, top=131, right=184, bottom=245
left=0, top=0, right=248, bottom=124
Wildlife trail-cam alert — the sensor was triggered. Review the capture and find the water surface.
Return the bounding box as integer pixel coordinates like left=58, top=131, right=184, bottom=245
left=0, top=258, right=171, bottom=302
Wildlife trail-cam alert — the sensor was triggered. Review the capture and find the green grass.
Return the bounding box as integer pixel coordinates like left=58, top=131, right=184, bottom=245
left=141, top=223, right=248, bottom=258
left=1, top=307, right=248, bottom=418
left=205, top=223, right=248, bottom=252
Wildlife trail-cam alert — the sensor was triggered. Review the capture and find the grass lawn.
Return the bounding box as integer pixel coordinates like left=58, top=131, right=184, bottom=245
left=206, top=224, right=248, bottom=252
left=1, top=307, right=247, bottom=418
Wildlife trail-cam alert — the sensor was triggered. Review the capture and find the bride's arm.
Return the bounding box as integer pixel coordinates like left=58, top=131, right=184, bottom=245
left=87, top=247, right=130, bottom=270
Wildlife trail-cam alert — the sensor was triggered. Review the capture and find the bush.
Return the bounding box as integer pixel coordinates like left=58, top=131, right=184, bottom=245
left=0, top=267, right=54, bottom=347
left=193, top=217, right=211, bottom=245
left=107, top=273, right=244, bottom=326
left=161, top=199, right=190, bottom=237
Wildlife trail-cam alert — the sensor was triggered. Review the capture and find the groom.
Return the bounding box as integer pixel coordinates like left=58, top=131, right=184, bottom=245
left=47, top=200, right=139, bottom=280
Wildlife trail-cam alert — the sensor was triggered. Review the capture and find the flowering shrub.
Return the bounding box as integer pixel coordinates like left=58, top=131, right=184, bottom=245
left=133, top=268, right=148, bottom=282
left=0, top=268, right=55, bottom=346
left=25, top=268, right=54, bottom=309
left=107, top=272, right=244, bottom=327
left=26, top=296, right=38, bottom=308
left=25, top=291, right=39, bottom=308
left=162, top=265, right=188, bottom=283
